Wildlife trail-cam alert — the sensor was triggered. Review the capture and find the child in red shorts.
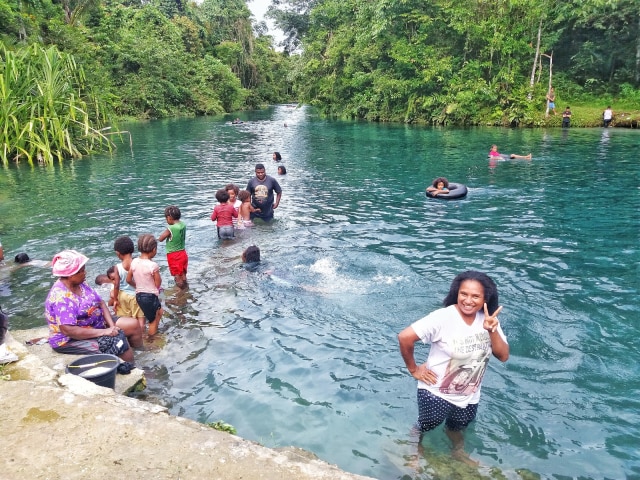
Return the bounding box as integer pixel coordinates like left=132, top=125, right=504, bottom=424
left=158, top=205, right=188, bottom=289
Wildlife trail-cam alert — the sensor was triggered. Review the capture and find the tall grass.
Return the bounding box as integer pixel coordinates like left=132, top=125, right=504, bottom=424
left=0, top=44, right=117, bottom=165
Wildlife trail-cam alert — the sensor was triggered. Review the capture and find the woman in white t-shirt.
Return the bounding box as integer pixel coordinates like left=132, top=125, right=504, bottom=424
left=603, top=106, right=614, bottom=127
left=398, top=271, right=509, bottom=464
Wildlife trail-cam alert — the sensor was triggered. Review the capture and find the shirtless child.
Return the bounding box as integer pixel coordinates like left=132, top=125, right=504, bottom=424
left=237, top=190, right=260, bottom=229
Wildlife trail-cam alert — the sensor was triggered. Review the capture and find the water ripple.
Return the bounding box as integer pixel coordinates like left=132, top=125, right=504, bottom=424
left=1, top=109, right=639, bottom=479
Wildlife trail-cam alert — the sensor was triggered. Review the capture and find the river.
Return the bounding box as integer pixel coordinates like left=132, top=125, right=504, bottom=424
left=0, top=105, right=638, bottom=479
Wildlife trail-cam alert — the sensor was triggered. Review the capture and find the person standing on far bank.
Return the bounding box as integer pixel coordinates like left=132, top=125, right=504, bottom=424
left=545, top=87, right=557, bottom=117
left=398, top=271, right=509, bottom=464
left=562, top=106, right=572, bottom=128
left=246, top=163, right=282, bottom=222
left=603, top=106, right=614, bottom=127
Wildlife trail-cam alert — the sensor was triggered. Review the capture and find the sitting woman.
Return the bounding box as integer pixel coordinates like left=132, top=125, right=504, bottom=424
left=426, top=177, right=450, bottom=197
left=45, top=250, right=142, bottom=363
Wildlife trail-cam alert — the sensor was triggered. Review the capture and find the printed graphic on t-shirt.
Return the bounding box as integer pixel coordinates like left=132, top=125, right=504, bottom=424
left=439, top=332, right=491, bottom=395
left=254, top=184, right=269, bottom=202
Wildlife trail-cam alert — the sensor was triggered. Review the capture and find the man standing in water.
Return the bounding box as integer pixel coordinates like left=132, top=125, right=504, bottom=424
left=246, top=163, right=282, bottom=222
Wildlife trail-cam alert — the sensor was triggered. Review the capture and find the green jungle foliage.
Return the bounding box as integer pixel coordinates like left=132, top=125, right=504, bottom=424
left=0, top=0, right=292, bottom=162
left=269, top=0, right=640, bottom=125
left=0, top=44, right=117, bottom=165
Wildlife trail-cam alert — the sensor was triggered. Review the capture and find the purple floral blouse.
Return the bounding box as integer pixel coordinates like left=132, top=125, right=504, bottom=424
left=45, top=280, right=106, bottom=348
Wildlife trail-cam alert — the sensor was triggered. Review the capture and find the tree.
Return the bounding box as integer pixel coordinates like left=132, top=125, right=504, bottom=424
left=266, top=0, right=320, bottom=53
left=55, top=0, right=101, bottom=25
left=550, top=0, right=640, bottom=89
left=152, top=0, right=186, bottom=19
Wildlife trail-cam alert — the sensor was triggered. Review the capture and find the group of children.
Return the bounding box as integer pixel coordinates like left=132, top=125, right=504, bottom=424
left=97, top=206, right=188, bottom=337
left=97, top=194, right=264, bottom=338
left=211, top=183, right=259, bottom=240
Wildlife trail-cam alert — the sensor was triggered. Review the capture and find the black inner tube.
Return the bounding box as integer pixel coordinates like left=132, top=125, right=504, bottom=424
left=425, top=182, right=468, bottom=200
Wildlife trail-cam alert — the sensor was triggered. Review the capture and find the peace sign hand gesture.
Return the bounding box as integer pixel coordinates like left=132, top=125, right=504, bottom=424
left=483, top=303, right=503, bottom=333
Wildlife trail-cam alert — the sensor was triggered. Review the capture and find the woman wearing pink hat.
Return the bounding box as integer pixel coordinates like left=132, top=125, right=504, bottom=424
left=45, top=250, right=142, bottom=362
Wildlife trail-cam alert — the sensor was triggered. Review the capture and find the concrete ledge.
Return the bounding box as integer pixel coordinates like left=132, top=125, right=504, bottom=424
left=7, top=326, right=146, bottom=396
left=0, top=329, right=373, bottom=480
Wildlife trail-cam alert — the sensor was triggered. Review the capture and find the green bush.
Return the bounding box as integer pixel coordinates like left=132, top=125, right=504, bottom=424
left=0, top=44, right=116, bottom=164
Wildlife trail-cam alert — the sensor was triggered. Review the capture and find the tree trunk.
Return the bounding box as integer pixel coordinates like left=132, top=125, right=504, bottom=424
left=547, top=52, right=553, bottom=91
left=542, top=52, right=553, bottom=117
left=530, top=17, right=543, bottom=89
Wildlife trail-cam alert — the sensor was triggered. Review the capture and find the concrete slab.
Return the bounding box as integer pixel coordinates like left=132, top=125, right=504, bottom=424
left=7, top=326, right=145, bottom=395
left=0, top=329, right=374, bottom=480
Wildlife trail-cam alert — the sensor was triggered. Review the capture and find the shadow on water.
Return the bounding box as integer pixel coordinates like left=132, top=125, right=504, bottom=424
left=1, top=107, right=639, bottom=479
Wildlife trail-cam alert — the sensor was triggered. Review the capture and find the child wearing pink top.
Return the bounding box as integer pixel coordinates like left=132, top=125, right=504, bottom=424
left=127, top=234, right=163, bottom=336
left=211, top=189, right=238, bottom=240
left=488, top=144, right=531, bottom=160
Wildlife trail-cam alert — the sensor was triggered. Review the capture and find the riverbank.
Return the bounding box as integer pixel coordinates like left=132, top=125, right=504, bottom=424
left=538, top=107, right=640, bottom=128
left=0, top=328, right=373, bottom=480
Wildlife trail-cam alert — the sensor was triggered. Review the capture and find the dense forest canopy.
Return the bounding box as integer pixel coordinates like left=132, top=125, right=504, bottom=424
left=0, top=0, right=293, bottom=163
left=268, top=0, right=640, bottom=124
left=1, top=0, right=639, bottom=163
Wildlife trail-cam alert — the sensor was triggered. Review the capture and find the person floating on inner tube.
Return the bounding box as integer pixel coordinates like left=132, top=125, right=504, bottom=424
left=427, top=177, right=450, bottom=197
left=488, top=145, right=531, bottom=160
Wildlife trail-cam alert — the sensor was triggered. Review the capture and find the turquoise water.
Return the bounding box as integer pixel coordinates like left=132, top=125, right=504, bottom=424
left=1, top=106, right=638, bottom=479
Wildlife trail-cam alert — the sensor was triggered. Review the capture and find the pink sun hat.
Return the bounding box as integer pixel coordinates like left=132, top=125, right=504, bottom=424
left=51, top=250, right=89, bottom=277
